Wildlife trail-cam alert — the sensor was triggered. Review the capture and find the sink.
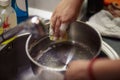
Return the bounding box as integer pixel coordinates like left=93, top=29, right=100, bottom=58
left=0, top=34, right=30, bottom=80
left=0, top=0, right=119, bottom=79
left=0, top=33, right=119, bottom=80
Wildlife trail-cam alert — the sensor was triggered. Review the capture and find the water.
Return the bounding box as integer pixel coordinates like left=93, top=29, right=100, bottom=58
left=35, top=41, right=94, bottom=69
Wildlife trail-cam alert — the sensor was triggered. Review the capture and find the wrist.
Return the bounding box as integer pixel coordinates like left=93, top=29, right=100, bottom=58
left=88, top=58, right=98, bottom=80
left=78, top=60, right=90, bottom=80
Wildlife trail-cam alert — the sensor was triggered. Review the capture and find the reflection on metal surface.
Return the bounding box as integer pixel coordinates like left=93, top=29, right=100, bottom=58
left=0, top=33, right=119, bottom=80
left=102, top=41, right=120, bottom=59
left=26, top=21, right=102, bottom=73
left=35, top=41, right=94, bottom=70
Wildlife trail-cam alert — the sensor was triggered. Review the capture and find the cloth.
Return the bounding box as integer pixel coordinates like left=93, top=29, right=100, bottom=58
left=87, top=10, right=120, bottom=39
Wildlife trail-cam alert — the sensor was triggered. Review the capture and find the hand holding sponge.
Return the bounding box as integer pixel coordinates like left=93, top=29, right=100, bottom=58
left=49, top=23, right=69, bottom=41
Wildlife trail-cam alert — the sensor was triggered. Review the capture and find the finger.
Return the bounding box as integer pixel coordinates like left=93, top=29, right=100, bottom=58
left=50, top=9, right=57, bottom=24
left=51, top=10, right=56, bottom=18
left=66, top=61, right=74, bottom=69
left=64, top=68, right=73, bottom=80
left=50, top=15, right=57, bottom=31
left=59, top=23, right=69, bottom=39
left=64, top=61, right=74, bottom=80
left=60, top=14, right=78, bottom=23
left=60, top=16, right=69, bottom=23
left=59, top=31, right=65, bottom=40
left=54, top=18, right=61, bottom=38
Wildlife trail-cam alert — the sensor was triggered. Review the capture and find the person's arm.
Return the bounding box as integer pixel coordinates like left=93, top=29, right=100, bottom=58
left=50, top=0, right=83, bottom=39
left=93, top=58, right=120, bottom=80
left=65, top=59, right=120, bottom=80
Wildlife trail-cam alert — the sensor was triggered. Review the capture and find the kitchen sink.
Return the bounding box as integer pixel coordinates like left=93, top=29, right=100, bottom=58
left=0, top=0, right=119, bottom=79
left=0, top=33, right=119, bottom=80
left=0, top=34, right=30, bottom=80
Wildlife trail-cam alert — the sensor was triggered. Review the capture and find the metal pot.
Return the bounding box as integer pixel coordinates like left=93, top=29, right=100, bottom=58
left=25, top=21, right=102, bottom=80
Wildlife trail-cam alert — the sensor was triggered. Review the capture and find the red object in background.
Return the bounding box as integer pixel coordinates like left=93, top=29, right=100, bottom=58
left=3, top=17, right=10, bottom=28
left=104, top=0, right=120, bottom=6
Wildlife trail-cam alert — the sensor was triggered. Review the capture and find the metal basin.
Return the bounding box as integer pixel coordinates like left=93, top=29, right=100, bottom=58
left=26, top=21, right=102, bottom=71
left=0, top=33, right=119, bottom=80
left=25, top=21, right=101, bottom=80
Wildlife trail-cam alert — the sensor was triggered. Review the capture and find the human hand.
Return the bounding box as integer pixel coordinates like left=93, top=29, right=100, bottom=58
left=64, top=60, right=89, bottom=80
left=50, top=0, right=83, bottom=39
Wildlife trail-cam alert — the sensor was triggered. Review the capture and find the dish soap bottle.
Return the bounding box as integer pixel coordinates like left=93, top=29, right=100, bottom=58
left=11, top=0, right=28, bottom=23
left=0, top=0, right=17, bottom=45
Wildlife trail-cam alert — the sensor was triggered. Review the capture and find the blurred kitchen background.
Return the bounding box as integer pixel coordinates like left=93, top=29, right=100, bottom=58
left=28, top=0, right=60, bottom=12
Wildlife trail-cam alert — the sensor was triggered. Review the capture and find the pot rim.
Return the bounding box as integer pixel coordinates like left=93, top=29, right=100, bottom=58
left=25, top=21, right=102, bottom=71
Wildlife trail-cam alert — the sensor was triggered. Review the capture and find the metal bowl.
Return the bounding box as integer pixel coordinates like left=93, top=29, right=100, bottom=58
left=26, top=21, right=102, bottom=72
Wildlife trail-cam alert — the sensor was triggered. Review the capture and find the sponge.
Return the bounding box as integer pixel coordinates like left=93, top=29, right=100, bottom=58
left=49, top=23, right=68, bottom=41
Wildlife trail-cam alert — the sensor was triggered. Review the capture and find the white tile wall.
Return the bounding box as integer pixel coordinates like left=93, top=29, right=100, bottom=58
left=28, top=0, right=88, bottom=20
left=28, top=0, right=61, bottom=12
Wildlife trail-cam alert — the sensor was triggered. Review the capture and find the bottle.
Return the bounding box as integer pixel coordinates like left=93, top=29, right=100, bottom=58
left=0, top=0, right=17, bottom=45
left=11, top=0, right=29, bottom=23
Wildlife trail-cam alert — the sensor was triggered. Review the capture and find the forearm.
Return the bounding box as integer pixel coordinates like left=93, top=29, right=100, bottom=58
left=62, top=0, right=84, bottom=9
left=65, top=58, right=120, bottom=80
left=68, top=0, right=84, bottom=8
left=92, top=59, right=120, bottom=80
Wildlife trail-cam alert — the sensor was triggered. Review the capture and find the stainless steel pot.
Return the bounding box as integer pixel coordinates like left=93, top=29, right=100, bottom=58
left=25, top=21, right=102, bottom=80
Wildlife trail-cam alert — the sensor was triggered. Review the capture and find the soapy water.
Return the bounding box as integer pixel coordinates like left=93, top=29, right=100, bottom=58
left=35, top=41, right=94, bottom=69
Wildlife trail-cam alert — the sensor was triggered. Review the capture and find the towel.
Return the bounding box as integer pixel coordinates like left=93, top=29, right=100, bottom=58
left=87, top=10, right=120, bottom=39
